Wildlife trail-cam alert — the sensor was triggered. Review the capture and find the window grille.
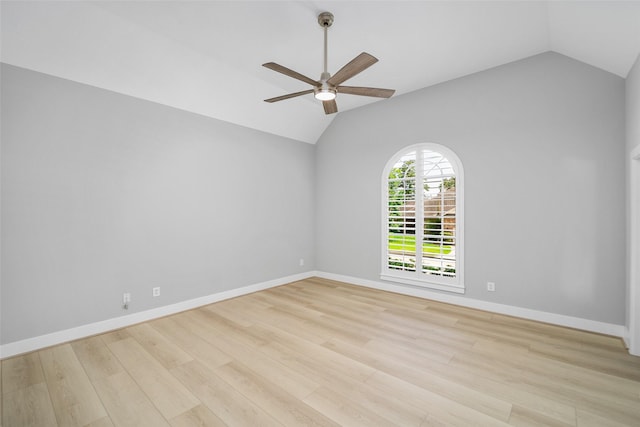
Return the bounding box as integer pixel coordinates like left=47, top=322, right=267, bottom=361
left=382, top=144, right=464, bottom=293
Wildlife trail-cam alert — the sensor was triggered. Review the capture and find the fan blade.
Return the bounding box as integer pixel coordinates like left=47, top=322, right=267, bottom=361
left=263, top=62, right=318, bottom=87
left=323, top=99, right=338, bottom=114
left=327, top=52, right=378, bottom=86
left=264, top=89, right=314, bottom=103
left=337, top=86, right=395, bottom=98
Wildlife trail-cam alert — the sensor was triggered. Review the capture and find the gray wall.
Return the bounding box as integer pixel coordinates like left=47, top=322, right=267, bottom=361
left=627, top=55, right=640, bottom=155
left=316, top=52, right=626, bottom=325
left=626, top=54, right=640, bottom=333
left=1, top=64, right=315, bottom=344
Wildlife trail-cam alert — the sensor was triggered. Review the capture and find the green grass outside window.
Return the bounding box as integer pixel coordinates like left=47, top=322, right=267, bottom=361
left=388, top=233, right=453, bottom=255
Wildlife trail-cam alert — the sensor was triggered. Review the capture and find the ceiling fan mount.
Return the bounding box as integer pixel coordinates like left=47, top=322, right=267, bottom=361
left=263, top=11, right=395, bottom=115
left=317, top=11, right=334, bottom=28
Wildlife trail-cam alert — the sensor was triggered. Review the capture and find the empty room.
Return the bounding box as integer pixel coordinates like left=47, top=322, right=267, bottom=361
left=2, top=1, right=640, bottom=426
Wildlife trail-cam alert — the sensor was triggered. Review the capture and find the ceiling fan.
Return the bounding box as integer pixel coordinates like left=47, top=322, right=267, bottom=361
left=263, top=12, right=395, bottom=115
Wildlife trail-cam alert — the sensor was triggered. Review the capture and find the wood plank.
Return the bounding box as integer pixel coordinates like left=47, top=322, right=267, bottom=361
left=107, top=338, right=199, bottom=420
left=191, top=309, right=272, bottom=349
left=324, top=337, right=576, bottom=426
left=2, top=382, right=57, bottom=427
left=256, top=324, right=376, bottom=384
left=170, top=360, right=283, bottom=427
left=92, top=371, right=169, bottom=427
left=214, top=361, right=340, bottom=427
left=169, top=404, right=228, bottom=427
left=1, top=352, right=45, bottom=394
left=100, top=328, right=131, bottom=345
left=193, top=327, right=321, bottom=400
left=150, top=316, right=232, bottom=370
left=529, top=341, right=640, bottom=381
left=576, top=408, right=632, bottom=427
left=85, top=416, right=115, bottom=427
left=303, top=386, right=399, bottom=427
left=40, top=344, right=108, bottom=426
left=507, top=405, right=574, bottom=427
left=127, top=323, right=193, bottom=370
left=366, top=371, right=512, bottom=427
left=325, top=338, right=512, bottom=421
left=219, top=301, right=327, bottom=345
left=71, top=336, right=124, bottom=380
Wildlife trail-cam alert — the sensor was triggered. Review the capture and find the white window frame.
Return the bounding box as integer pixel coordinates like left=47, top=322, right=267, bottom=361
left=381, top=143, right=465, bottom=293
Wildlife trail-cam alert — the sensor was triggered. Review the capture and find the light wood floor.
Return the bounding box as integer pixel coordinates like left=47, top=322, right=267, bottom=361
left=2, top=277, right=640, bottom=426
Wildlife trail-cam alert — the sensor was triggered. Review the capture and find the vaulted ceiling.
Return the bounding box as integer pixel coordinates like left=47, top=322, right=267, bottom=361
left=2, top=1, right=639, bottom=144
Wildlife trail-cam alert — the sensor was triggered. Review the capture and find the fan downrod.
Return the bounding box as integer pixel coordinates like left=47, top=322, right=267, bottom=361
left=317, top=12, right=334, bottom=28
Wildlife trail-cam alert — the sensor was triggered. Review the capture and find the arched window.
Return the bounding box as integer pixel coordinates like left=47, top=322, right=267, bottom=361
left=381, top=144, right=464, bottom=293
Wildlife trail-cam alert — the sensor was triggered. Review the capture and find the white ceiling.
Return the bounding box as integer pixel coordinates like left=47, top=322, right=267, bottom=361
left=2, top=1, right=639, bottom=144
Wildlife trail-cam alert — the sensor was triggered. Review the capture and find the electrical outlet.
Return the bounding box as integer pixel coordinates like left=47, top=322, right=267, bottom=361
left=152, top=287, right=160, bottom=297
left=299, top=258, right=305, bottom=266
left=487, top=282, right=496, bottom=292
left=123, top=293, right=131, bottom=310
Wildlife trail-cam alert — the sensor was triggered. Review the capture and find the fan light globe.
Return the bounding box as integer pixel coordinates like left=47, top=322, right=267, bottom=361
left=314, top=89, right=336, bottom=101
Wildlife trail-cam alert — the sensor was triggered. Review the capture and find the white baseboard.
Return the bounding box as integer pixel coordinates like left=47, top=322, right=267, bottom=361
left=623, top=327, right=631, bottom=349
left=0, top=271, right=314, bottom=359
left=315, top=271, right=625, bottom=338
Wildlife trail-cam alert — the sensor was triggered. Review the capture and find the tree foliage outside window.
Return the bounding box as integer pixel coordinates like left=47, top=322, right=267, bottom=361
left=388, top=158, right=431, bottom=235
left=440, top=177, right=456, bottom=191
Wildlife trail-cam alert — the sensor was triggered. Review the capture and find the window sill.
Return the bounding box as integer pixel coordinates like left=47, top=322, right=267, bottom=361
left=380, top=273, right=465, bottom=294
